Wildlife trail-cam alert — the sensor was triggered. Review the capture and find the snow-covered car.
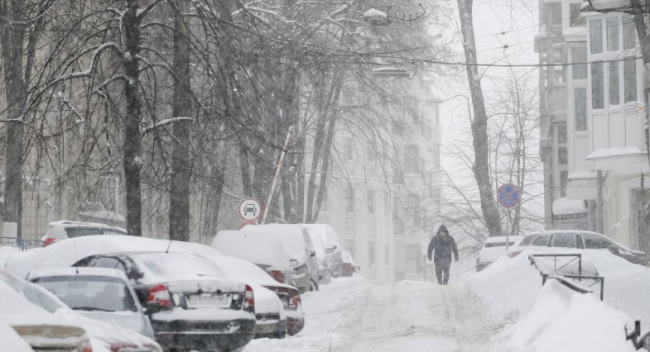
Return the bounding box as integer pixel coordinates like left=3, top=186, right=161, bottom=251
left=41, top=220, right=127, bottom=247
left=212, top=230, right=293, bottom=285
left=305, top=227, right=332, bottom=284
left=303, top=224, right=343, bottom=278
left=0, top=317, right=35, bottom=352
left=341, top=250, right=359, bottom=277
left=476, top=236, right=523, bottom=272
left=71, top=251, right=256, bottom=351
left=26, top=267, right=155, bottom=339
left=246, top=224, right=320, bottom=293
left=506, top=230, right=646, bottom=265
left=5, top=235, right=302, bottom=337
left=0, top=268, right=162, bottom=352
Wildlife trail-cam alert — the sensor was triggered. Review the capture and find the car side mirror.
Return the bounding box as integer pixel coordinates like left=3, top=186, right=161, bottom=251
left=290, top=259, right=299, bottom=267
left=309, top=250, right=316, bottom=258
left=608, top=245, right=620, bottom=255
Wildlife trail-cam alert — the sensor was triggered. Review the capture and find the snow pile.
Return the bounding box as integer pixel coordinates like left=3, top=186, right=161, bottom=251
left=497, top=280, right=637, bottom=352
left=0, top=246, right=19, bottom=267
left=245, top=276, right=370, bottom=352
left=0, top=317, right=34, bottom=352
left=552, top=198, right=587, bottom=215
left=466, top=252, right=542, bottom=322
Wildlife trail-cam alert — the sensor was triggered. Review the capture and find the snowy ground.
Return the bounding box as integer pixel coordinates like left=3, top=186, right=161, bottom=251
left=246, top=276, right=501, bottom=352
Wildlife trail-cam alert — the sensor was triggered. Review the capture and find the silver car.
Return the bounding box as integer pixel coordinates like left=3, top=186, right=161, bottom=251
left=27, top=267, right=155, bottom=339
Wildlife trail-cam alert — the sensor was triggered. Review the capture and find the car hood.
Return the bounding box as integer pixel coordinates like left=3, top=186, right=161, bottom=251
left=76, top=311, right=144, bottom=337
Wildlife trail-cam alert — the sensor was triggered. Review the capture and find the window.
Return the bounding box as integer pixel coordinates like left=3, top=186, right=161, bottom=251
left=582, top=234, right=613, bottom=249
left=570, top=4, right=586, bottom=27
left=571, top=47, right=587, bottom=79
left=405, top=194, right=420, bottom=226
left=66, top=227, right=103, bottom=238
left=590, top=19, right=603, bottom=54
left=560, top=171, right=568, bottom=197
left=557, top=124, right=567, bottom=144
left=367, top=190, right=375, bottom=216
left=551, top=233, right=578, bottom=248
left=346, top=184, right=354, bottom=213
left=34, top=276, right=138, bottom=312
left=406, top=245, right=419, bottom=273
left=404, top=145, right=420, bottom=174
left=558, top=147, right=568, bottom=165
left=343, top=137, right=353, bottom=162
left=385, top=243, right=390, bottom=265
left=368, top=241, right=376, bottom=267
left=95, top=257, right=119, bottom=269
left=546, top=3, right=561, bottom=26
left=624, top=58, right=637, bottom=103
left=606, top=17, right=620, bottom=51
left=575, top=88, right=588, bottom=131
left=345, top=239, right=355, bottom=257
left=531, top=235, right=551, bottom=247
left=609, top=61, right=620, bottom=106
left=623, top=15, right=636, bottom=50
left=591, top=62, right=604, bottom=109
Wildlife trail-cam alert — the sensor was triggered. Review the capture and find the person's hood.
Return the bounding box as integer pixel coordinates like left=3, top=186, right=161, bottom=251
left=437, top=224, right=448, bottom=234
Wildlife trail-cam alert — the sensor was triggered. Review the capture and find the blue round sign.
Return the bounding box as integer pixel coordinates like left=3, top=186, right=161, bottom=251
left=497, top=184, right=521, bottom=208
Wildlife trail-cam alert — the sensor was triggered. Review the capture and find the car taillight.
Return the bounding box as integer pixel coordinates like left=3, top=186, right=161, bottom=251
left=288, top=293, right=301, bottom=310
left=243, top=285, right=255, bottom=312
left=43, top=238, right=55, bottom=247
left=270, top=270, right=285, bottom=284
left=147, top=284, right=171, bottom=308
left=81, top=339, right=93, bottom=352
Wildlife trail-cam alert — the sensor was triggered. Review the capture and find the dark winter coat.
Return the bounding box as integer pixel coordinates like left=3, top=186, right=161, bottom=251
left=427, top=226, right=459, bottom=265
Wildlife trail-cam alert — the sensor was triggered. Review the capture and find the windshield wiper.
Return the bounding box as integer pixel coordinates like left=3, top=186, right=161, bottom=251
left=74, top=306, right=115, bottom=312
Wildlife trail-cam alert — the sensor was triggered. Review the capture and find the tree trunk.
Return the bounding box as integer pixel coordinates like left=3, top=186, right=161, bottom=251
left=169, top=0, right=192, bottom=242
left=457, top=0, right=503, bottom=237
left=122, top=0, right=144, bottom=236
left=1, top=0, right=26, bottom=238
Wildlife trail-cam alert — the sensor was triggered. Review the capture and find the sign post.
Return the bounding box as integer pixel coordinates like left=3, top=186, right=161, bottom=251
left=497, top=183, right=521, bottom=250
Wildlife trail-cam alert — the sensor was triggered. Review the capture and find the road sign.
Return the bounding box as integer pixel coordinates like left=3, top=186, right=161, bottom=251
left=238, top=197, right=263, bottom=221
left=497, top=184, right=521, bottom=208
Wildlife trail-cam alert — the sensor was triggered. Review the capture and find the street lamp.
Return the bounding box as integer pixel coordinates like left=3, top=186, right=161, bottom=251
left=364, top=8, right=391, bottom=26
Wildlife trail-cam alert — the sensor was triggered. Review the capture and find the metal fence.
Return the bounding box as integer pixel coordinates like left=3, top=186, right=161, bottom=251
left=528, top=253, right=605, bottom=301
left=0, top=237, right=44, bottom=251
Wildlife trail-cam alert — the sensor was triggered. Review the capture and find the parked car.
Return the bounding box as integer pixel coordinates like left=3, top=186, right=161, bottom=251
left=341, top=250, right=359, bottom=277
left=42, top=220, right=127, bottom=247
left=72, top=252, right=257, bottom=351
left=212, top=230, right=293, bottom=285
left=6, top=235, right=300, bottom=338
left=0, top=268, right=162, bottom=352
left=303, top=224, right=343, bottom=278
left=476, top=236, right=523, bottom=272
left=305, top=227, right=332, bottom=285
left=26, top=267, right=155, bottom=339
left=0, top=318, right=35, bottom=352
left=246, top=224, right=320, bottom=293
left=506, top=230, right=646, bottom=265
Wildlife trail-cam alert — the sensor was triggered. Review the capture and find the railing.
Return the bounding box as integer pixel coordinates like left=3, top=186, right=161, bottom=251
left=0, top=237, right=44, bottom=251
left=529, top=253, right=605, bottom=301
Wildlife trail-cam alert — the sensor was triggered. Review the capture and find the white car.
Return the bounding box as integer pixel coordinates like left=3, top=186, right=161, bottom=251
left=26, top=267, right=155, bottom=339
left=506, top=230, right=646, bottom=265
left=305, top=227, right=332, bottom=284
left=41, top=221, right=127, bottom=247
left=303, top=224, right=343, bottom=277
left=246, top=224, right=320, bottom=293
left=476, top=236, right=523, bottom=271
left=0, top=268, right=162, bottom=352
left=212, top=230, right=293, bottom=285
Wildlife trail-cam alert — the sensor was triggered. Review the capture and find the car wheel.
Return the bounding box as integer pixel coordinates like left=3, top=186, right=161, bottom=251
left=275, top=331, right=286, bottom=339
left=309, top=278, right=319, bottom=292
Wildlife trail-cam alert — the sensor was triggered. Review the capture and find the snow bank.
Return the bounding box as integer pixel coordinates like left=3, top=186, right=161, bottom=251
left=497, top=280, right=637, bottom=352
left=466, top=253, right=542, bottom=322
left=0, top=246, right=19, bottom=267
left=245, top=276, right=370, bottom=352
left=0, top=317, right=33, bottom=352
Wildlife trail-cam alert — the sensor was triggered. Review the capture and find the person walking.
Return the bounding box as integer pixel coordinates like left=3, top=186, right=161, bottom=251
left=427, top=224, right=458, bottom=285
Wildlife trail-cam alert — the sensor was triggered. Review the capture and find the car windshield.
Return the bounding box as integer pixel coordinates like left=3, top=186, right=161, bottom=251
left=32, top=276, right=137, bottom=312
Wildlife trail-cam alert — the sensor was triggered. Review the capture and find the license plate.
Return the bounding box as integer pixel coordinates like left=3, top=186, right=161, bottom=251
left=187, top=293, right=230, bottom=308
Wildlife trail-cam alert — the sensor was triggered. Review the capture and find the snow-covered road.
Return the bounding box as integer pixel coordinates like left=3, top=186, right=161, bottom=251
left=245, top=277, right=501, bottom=352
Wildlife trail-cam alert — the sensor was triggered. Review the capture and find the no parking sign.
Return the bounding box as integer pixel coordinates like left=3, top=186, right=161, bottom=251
left=497, top=184, right=521, bottom=208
